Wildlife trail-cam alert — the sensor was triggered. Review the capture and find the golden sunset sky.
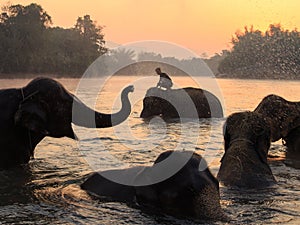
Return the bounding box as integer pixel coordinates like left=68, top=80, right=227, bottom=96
left=5, top=0, right=300, bottom=57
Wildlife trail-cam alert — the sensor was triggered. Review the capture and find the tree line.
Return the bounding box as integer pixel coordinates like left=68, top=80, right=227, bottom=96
left=99, top=49, right=213, bottom=76
left=95, top=24, right=300, bottom=79
left=218, top=24, right=300, bottom=79
left=0, top=3, right=107, bottom=76
left=1, top=3, right=299, bottom=79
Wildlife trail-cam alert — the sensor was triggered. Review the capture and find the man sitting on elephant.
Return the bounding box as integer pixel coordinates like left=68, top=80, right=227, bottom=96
left=155, top=67, right=173, bottom=90
left=140, top=87, right=224, bottom=119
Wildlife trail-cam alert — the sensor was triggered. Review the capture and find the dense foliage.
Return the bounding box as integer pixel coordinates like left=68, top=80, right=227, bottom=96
left=0, top=3, right=107, bottom=76
left=218, top=24, right=300, bottom=79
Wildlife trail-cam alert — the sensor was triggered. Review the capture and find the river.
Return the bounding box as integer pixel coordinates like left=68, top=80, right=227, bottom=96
left=0, top=76, right=299, bottom=224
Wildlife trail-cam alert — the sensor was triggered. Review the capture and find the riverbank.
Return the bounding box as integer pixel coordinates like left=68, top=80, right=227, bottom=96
left=215, top=73, right=300, bottom=80
left=0, top=73, right=84, bottom=79
left=1, top=73, right=300, bottom=81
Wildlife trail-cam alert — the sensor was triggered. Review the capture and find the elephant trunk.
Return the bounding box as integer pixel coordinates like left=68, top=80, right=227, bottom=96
left=72, top=85, right=134, bottom=128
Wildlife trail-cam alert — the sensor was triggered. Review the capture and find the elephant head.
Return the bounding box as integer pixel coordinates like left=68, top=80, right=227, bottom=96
left=1, top=77, right=133, bottom=168
left=135, top=151, right=226, bottom=220
left=81, top=151, right=226, bottom=221
left=140, top=87, right=223, bottom=119
left=217, top=111, right=275, bottom=188
left=254, top=94, right=300, bottom=142
left=141, top=95, right=177, bottom=118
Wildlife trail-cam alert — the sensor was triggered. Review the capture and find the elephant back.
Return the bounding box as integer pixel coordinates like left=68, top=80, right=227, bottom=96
left=143, top=87, right=223, bottom=118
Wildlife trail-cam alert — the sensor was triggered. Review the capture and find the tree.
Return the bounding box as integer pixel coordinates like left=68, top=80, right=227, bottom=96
left=0, top=3, right=107, bottom=76
left=110, top=48, right=136, bottom=66
left=204, top=51, right=229, bottom=75
left=75, top=15, right=106, bottom=54
left=137, top=51, right=163, bottom=61
left=0, top=3, right=52, bottom=73
left=218, top=24, right=300, bottom=79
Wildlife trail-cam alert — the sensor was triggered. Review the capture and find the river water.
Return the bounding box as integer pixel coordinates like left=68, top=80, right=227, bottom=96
left=0, top=76, right=299, bottom=224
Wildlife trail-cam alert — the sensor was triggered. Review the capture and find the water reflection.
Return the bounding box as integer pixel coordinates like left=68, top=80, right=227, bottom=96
left=0, top=165, right=34, bottom=205
left=0, top=78, right=299, bottom=224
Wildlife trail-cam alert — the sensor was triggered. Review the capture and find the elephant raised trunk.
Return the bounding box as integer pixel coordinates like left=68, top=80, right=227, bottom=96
left=0, top=77, right=134, bottom=168
left=72, top=85, right=134, bottom=128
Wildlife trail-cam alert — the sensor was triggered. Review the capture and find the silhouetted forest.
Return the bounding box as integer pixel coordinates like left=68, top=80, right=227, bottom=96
left=0, top=3, right=106, bottom=76
left=218, top=24, right=300, bottom=79
left=1, top=3, right=300, bottom=79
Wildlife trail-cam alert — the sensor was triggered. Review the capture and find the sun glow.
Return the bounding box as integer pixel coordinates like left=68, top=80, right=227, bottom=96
left=6, top=0, right=300, bottom=56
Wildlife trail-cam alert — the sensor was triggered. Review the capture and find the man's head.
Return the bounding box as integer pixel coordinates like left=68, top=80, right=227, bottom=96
left=155, top=67, right=161, bottom=75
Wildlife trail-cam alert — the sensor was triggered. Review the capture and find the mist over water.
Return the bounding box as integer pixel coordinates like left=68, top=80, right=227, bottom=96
left=0, top=77, right=299, bottom=224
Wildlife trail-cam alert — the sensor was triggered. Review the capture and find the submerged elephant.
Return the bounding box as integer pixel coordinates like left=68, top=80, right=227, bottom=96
left=217, top=111, right=276, bottom=188
left=140, top=87, right=223, bottom=119
left=0, top=77, right=133, bottom=169
left=254, top=94, right=300, bottom=142
left=81, top=151, right=226, bottom=221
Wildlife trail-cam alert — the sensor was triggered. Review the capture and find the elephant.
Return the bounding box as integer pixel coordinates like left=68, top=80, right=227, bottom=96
left=0, top=77, right=134, bottom=169
left=254, top=94, right=300, bottom=142
left=217, top=111, right=276, bottom=188
left=140, top=87, right=223, bottom=119
left=81, top=150, right=227, bottom=221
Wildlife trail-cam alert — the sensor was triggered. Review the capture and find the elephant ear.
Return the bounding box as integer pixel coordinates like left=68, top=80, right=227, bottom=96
left=15, top=102, right=49, bottom=135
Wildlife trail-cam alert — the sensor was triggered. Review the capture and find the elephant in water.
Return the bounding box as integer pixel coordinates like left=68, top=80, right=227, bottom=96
left=217, top=111, right=276, bottom=188
left=0, top=77, right=134, bottom=169
left=254, top=95, right=300, bottom=169
left=81, top=151, right=227, bottom=221
left=254, top=94, right=300, bottom=142
left=140, top=87, right=223, bottom=119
